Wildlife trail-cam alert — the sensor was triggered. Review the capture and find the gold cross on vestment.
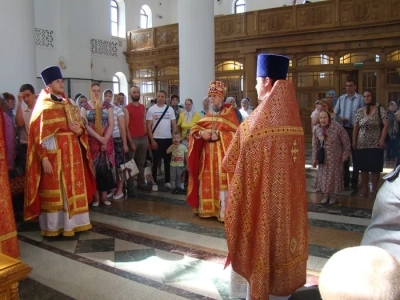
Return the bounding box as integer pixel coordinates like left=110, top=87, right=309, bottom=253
left=291, top=140, right=299, bottom=162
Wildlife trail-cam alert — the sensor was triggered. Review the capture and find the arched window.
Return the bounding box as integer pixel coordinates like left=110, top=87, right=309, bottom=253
left=113, top=72, right=128, bottom=103
left=234, top=0, right=246, bottom=13
left=215, top=61, right=243, bottom=72
left=298, top=54, right=333, bottom=67
left=339, top=53, right=380, bottom=64
left=111, top=0, right=119, bottom=36
left=113, top=75, right=120, bottom=94
left=110, top=0, right=126, bottom=38
left=387, top=50, right=400, bottom=62
left=134, top=68, right=155, bottom=78
left=157, top=66, right=179, bottom=76
left=140, top=5, right=152, bottom=29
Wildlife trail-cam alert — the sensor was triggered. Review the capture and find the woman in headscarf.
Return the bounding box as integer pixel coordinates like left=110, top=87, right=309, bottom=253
left=312, top=110, right=351, bottom=205
left=76, top=94, right=88, bottom=108
left=239, top=98, right=253, bottom=120
left=177, top=98, right=202, bottom=139
left=81, top=82, right=115, bottom=206
left=326, top=90, right=338, bottom=112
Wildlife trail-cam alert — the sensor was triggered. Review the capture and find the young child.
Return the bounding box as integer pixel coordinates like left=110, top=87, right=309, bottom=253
left=166, top=132, right=188, bottom=194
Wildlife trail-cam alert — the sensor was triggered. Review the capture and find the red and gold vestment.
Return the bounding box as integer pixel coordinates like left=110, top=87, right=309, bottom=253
left=24, top=90, right=96, bottom=236
left=0, top=110, right=19, bottom=258
left=187, top=104, right=239, bottom=221
left=223, top=81, right=308, bottom=299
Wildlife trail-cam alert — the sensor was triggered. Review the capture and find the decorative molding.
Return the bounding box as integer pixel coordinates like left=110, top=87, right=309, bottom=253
left=389, top=0, right=400, bottom=18
left=340, top=0, right=382, bottom=24
left=35, top=28, right=54, bottom=48
left=215, top=15, right=245, bottom=38
left=127, top=30, right=153, bottom=50
left=297, top=6, right=333, bottom=28
left=90, top=39, right=118, bottom=57
left=155, top=26, right=178, bottom=47
left=259, top=12, right=290, bottom=33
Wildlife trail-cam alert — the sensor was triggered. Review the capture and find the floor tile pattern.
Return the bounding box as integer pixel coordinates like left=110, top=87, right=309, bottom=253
left=16, top=144, right=387, bottom=299
left=18, top=222, right=320, bottom=300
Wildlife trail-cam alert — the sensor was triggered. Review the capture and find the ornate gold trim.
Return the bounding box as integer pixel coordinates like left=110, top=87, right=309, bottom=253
left=0, top=231, right=16, bottom=242
left=40, top=223, right=92, bottom=237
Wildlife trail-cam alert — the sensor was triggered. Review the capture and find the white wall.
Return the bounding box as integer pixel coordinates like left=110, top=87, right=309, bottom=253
left=34, top=0, right=129, bottom=98
left=125, top=0, right=178, bottom=31
left=30, top=0, right=328, bottom=98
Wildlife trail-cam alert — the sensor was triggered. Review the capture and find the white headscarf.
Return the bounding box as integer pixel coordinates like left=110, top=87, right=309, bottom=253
left=184, top=100, right=196, bottom=124
left=226, top=97, right=237, bottom=108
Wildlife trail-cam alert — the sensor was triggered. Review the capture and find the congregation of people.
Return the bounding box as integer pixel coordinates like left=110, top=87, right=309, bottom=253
left=1, top=65, right=256, bottom=225
left=2, top=54, right=400, bottom=300
left=310, top=79, right=400, bottom=204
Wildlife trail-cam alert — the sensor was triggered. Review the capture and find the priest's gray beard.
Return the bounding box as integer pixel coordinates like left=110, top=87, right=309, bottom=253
left=211, top=103, right=223, bottom=113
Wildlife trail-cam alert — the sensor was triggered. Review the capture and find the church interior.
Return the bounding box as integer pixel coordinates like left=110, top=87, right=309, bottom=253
left=1, top=0, right=400, bottom=299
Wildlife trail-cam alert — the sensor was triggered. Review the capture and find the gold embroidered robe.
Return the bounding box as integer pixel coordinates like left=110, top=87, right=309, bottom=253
left=0, top=110, right=19, bottom=258
left=24, top=90, right=96, bottom=235
left=223, top=81, right=308, bottom=299
left=187, top=104, right=239, bottom=221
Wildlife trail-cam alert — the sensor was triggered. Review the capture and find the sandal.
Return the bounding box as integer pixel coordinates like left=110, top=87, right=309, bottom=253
left=101, top=199, right=112, bottom=206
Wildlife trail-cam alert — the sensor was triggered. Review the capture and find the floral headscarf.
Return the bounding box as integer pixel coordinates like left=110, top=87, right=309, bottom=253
left=316, top=110, right=331, bottom=143
left=325, top=90, right=338, bottom=109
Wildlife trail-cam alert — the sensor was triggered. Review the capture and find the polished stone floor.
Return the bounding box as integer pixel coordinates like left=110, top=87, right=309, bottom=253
left=17, top=146, right=394, bottom=300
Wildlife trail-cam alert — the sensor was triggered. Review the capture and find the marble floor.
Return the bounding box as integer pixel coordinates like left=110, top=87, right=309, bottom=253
left=16, top=146, right=395, bottom=300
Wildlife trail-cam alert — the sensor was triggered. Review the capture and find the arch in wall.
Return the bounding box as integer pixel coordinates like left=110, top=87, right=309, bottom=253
left=215, top=61, right=244, bottom=100
left=134, top=68, right=155, bottom=78
left=157, top=66, right=179, bottom=76
left=112, top=0, right=126, bottom=38
left=113, top=72, right=128, bottom=104
left=140, top=5, right=152, bottom=29
left=298, top=54, right=334, bottom=67
left=339, top=52, right=380, bottom=64
left=386, top=50, right=400, bottom=62
left=233, top=0, right=246, bottom=14
left=215, top=61, right=243, bottom=71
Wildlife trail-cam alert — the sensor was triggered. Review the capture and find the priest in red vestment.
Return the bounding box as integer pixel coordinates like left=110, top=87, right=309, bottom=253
left=223, top=54, right=308, bottom=300
left=187, top=81, right=239, bottom=221
left=24, top=66, right=96, bottom=236
left=0, top=105, right=20, bottom=258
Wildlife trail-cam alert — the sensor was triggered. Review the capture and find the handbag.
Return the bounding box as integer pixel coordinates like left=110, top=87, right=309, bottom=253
left=118, top=156, right=139, bottom=181
left=96, top=152, right=116, bottom=191
left=317, top=140, right=325, bottom=164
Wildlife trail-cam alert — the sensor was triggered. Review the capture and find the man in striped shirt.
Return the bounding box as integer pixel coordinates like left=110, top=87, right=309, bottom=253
left=334, top=79, right=364, bottom=189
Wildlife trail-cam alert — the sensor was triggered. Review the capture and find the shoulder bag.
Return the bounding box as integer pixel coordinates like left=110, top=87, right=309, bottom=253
left=317, top=140, right=325, bottom=164
left=152, top=106, right=169, bottom=134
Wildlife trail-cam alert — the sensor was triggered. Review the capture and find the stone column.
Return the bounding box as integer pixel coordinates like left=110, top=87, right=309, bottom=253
left=178, top=0, right=215, bottom=111
left=243, top=52, right=257, bottom=107
left=0, top=0, right=37, bottom=94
